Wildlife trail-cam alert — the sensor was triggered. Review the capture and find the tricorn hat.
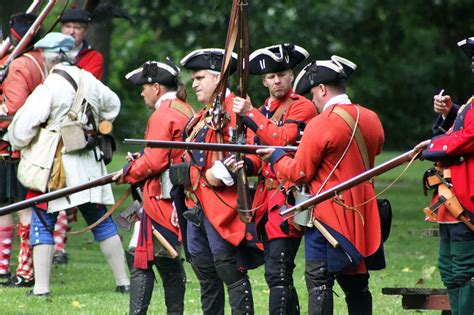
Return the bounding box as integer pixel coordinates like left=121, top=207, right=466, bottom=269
left=457, top=37, right=474, bottom=59
left=294, top=55, right=357, bottom=95
left=249, top=43, right=309, bottom=75
left=60, top=8, right=92, bottom=24
left=180, top=48, right=238, bottom=73
left=125, top=59, right=180, bottom=86
left=9, top=13, right=37, bottom=40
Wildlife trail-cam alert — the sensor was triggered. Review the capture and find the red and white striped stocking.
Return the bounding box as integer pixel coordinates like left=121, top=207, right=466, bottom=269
left=0, top=225, right=15, bottom=276
left=54, top=208, right=77, bottom=254
left=16, top=224, right=33, bottom=281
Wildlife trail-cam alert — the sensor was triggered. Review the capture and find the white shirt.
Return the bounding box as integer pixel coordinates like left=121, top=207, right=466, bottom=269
left=155, top=91, right=177, bottom=110
left=322, top=94, right=352, bottom=112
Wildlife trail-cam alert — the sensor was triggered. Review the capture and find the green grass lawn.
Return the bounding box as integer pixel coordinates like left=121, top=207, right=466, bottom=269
left=0, top=150, right=445, bottom=314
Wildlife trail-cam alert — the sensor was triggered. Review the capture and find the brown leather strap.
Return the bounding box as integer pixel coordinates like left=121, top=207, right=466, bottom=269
left=332, top=106, right=370, bottom=170
left=270, top=97, right=293, bottom=124
left=68, top=188, right=131, bottom=235
left=170, top=100, right=194, bottom=119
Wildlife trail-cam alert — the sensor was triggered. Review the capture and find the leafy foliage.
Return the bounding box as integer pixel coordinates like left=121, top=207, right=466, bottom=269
left=102, top=1, right=474, bottom=149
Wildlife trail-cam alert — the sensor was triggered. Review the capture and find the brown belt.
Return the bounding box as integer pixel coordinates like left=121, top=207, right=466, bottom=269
left=264, top=178, right=280, bottom=190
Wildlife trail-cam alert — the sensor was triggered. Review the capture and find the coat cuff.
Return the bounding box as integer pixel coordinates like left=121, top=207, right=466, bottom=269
left=269, top=149, right=286, bottom=173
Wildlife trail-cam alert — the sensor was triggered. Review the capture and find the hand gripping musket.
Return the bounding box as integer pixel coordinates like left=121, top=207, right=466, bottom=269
left=0, top=172, right=117, bottom=216
left=231, top=0, right=253, bottom=223
left=0, top=0, right=57, bottom=83
left=124, top=139, right=297, bottom=155
left=280, top=149, right=417, bottom=217
left=0, top=0, right=42, bottom=59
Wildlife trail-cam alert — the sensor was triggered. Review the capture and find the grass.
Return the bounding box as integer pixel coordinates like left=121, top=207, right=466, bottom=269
left=0, top=150, right=444, bottom=314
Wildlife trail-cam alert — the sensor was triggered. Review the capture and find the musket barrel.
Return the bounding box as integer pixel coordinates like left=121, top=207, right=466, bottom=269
left=0, top=172, right=117, bottom=216
left=280, top=149, right=417, bottom=216
left=0, top=115, right=14, bottom=122
left=124, top=139, right=297, bottom=154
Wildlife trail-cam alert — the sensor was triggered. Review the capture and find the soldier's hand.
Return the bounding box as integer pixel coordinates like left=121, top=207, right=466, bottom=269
left=0, top=104, right=8, bottom=116
left=223, top=155, right=244, bottom=173
left=256, top=148, right=275, bottom=163
left=433, top=94, right=452, bottom=116
left=232, top=96, right=253, bottom=116
left=205, top=168, right=224, bottom=187
left=112, top=169, right=124, bottom=184
left=171, top=204, right=179, bottom=227
left=414, top=139, right=431, bottom=153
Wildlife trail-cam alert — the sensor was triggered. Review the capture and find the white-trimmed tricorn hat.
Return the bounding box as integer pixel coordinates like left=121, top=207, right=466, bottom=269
left=125, top=59, right=180, bottom=86
left=457, top=37, right=474, bottom=59
left=249, top=43, right=309, bottom=75
left=180, top=48, right=238, bottom=73
left=293, top=55, right=356, bottom=95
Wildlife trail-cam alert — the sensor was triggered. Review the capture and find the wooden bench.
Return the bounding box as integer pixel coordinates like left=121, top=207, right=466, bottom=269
left=382, top=287, right=450, bottom=314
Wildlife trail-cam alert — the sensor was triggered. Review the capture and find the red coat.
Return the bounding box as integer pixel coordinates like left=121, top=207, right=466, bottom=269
left=423, top=100, right=474, bottom=220
left=0, top=50, right=45, bottom=155
left=77, top=43, right=103, bottom=80
left=273, top=104, right=384, bottom=260
left=184, top=93, right=246, bottom=246
left=123, top=98, right=194, bottom=238
left=245, top=90, right=318, bottom=239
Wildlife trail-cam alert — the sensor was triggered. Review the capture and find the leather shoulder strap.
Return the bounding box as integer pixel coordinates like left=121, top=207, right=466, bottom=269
left=271, top=97, right=293, bottom=124
left=170, top=100, right=195, bottom=119
left=52, top=68, right=78, bottom=91
left=23, top=53, right=46, bottom=80
left=332, top=106, right=370, bottom=170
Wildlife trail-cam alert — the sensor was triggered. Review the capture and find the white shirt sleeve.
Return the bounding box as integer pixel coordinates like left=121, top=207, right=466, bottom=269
left=7, top=84, right=52, bottom=150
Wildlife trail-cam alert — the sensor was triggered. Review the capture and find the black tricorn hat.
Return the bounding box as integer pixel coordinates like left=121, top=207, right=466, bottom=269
left=249, top=43, right=309, bottom=75
left=180, top=48, right=238, bottom=73
left=125, top=59, right=180, bottom=86
left=294, top=55, right=357, bottom=95
left=457, top=37, right=474, bottom=59
left=9, top=13, right=37, bottom=40
left=60, top=8, right=92, bottom=24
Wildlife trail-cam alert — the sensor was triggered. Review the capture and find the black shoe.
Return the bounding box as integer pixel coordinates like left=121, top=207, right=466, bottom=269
left=0, top=272, right=11, bottom=280
left=52, top=251, right=68, bottom=265
left=1, top=275, right=34, bottom=287
left=26, top=290, right=51, bottom=297
left=115, top=285, right=130, bottom=294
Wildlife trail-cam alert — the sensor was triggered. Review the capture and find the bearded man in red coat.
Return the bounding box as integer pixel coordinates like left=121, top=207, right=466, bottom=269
left=258, top=56, right=385, bottom=315
left=173, top=48, right=255, bottom=315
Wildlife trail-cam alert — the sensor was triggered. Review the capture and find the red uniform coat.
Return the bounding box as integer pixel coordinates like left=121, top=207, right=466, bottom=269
left=123, top=98, right=194, bottom=238
left=273, top=104, right=384, bottom=260
left=423, top=100, right=474, bottom=220
left=184, top=93, right=246, bottom=246
left=0, top=50, right=45, bottom=155
left=244, top=90, right=318, bottom=239
left=77, top=42, right=103, bottom=80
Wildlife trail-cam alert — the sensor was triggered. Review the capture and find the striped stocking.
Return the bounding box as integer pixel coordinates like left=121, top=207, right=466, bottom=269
left=0, top=225, right=15, bottom=277
left=16, top=224, right=33, bottom=281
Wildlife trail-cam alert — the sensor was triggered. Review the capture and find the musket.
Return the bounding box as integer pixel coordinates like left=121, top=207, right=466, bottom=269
left=280, top=149, right=417, bottom=216
left=0, top=172, right=116, bottom=216
left=0, top=0, right=57, bottom=83
left=124, top=138, right=297, bottom=155
left=0, top=115, right=14, bottom=122
left=0, top=0, right=42, bottom=59
left=232, top=0, right=252, bottom=222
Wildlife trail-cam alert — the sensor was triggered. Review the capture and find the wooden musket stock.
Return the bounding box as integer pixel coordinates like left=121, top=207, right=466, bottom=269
left=280, top=149, right=417, bottom=216
left=124, top=139, right=297, bottom=155
left=0, top=172, right=117, bottom=216
left=0, top=115, right=14, bottom=122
